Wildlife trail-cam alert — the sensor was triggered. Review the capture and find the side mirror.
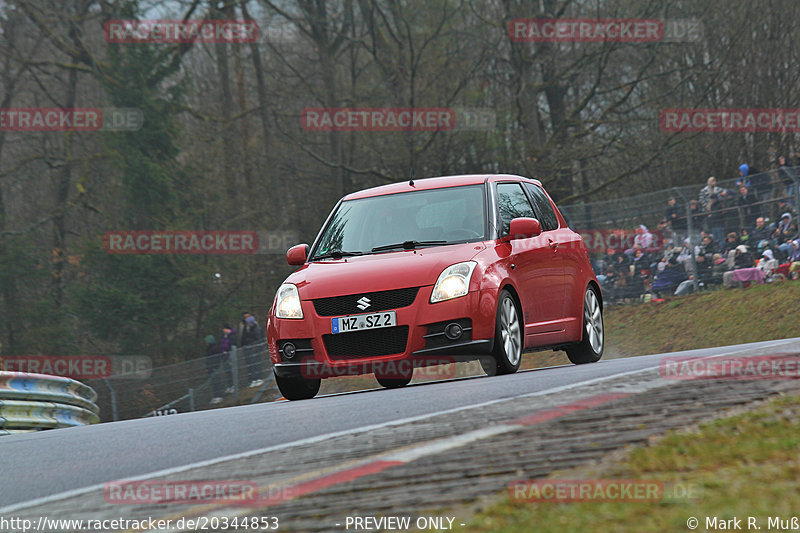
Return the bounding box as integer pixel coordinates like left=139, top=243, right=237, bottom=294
left=286, top=244, right=309, bottom=266
left=509, top=217, right=542, bottom=239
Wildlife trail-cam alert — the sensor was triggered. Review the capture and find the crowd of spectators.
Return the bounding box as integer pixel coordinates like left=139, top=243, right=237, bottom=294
left=592, top=158, right=800, bottom=303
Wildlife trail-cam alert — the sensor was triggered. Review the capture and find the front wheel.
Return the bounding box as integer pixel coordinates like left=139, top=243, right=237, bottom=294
left=375, top=362, right=413, bottom=389
left=484, top=289, right=523, bottom=375
left=375, top=375, right=412, bottom=389
left=274, top=371, right=321, bottom=400
left=566, top=286, right=604, bottom=364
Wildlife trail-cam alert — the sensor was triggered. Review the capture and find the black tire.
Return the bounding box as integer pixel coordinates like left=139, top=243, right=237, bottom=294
left=484, top=289, right=523, bottom=375
left=566, top=286, right=604, bottom=364
left=375, top=361, right=413, bottom=388
left=274, top=371, right=321, bottom=400
left=375, top=375, right=412, bottom=388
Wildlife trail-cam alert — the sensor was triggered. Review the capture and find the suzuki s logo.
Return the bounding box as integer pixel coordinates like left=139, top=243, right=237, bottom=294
left=356, top=296, right=371, bottom=310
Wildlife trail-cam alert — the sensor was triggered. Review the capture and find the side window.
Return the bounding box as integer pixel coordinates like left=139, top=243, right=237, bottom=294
left=524, top=183, right=559, bottom=231
left=496, top=183, right=536, bottom=235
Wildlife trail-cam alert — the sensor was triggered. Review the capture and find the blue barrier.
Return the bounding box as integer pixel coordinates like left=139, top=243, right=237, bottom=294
left=0, top=372, right=100, bottom=433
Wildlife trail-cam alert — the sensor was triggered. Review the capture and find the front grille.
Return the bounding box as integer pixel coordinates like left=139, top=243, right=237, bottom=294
left=323, top=326, right=409, bottom=358
left=312, top=287, right=420, bottom=317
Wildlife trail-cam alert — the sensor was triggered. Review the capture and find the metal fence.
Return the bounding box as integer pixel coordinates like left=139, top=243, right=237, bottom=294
left=561, top=167, right=800, bottom=234
left=559, top=166, right=800, bottom=302
left=86, top=341, right=280, bottom=422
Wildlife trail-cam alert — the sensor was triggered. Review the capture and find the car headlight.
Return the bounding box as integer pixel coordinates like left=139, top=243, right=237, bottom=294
left=430, top=261, right=477, bottom=303
left=275, top=283, right=303, bottom=319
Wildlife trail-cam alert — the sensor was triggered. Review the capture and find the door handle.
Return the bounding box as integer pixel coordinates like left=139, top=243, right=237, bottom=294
left=548, top=238, right=558, bottom=251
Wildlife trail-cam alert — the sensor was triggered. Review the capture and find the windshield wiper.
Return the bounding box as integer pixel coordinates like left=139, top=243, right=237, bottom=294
left=372, top=240, right=447, bottom=252
left=312, top=250, right=365, bottom=260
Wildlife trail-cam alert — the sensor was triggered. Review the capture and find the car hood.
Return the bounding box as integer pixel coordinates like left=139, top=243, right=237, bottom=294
left=286, top=242, right=487, bottom=299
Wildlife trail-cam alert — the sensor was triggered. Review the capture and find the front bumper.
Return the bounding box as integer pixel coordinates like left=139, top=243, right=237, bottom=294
left=268, top=285, right=497, bottom=378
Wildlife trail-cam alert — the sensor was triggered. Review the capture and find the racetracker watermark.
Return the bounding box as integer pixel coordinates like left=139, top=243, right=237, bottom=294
left=104, top=19, right=259, bottom=43
left=300, top=358, right=457, bottom=380
left=509, top=479, right=701, bottom=503
left=104, top=480, right=260, bottom=505
left=301, top=107, right=496, bottom=132
left=509, top=479, right=700, bottom=502
left=509, top=18, right=702, bottom=43
left=660, top=108, right=800, bottom=132
left=0, top=355, right=152, bottom=379
left=104, top=230, right=258, bottom=254
left=660, top=355, right=800, bottom=380
left=1, top=108, right=144, bottom=132
left=257, top=230, right=300, bottom=254
left=577, top=228, right=665, bottom=253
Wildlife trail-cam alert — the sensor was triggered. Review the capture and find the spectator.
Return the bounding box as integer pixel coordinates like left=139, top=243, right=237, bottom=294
left=631, top=246, right=649, bottom=276
left=791, top=239, right=800, bottom=261
left=240, top=314, right=265, bottom=388
left=609, top=253, right=633, bottom=302
left=651, top=255, right=687, bottom=297
left=665, top=197, right=686, bottom=236
left=673, top=242, right=698, bottom=295
left=722, top=244, right=755, bottom=288
left=694, top=253, right=714, bottom=286
left=601, top=265, right=618, bottom=300
left=674, top=275, right=696, bottom=296
left=751, top=216, right=771, bottom=243
left=735, top=173, right=751, bottom=189
left=204, top=335, right=224, bottom=405
left=777, top=213, right=793, bottom=235
left=722, top=232, right=741, bottom=256
left=758, top=249, right=779, bottom=279
left=728, top=244, right=755, bottom=270
left=735, top=185, right=759, bottom=227
left=740, top=163, right=770, bottom=202
left=219, top=324, right=237, bottom=395
left=690, top=235, right=720, bottom=286
left=699, top=176, right=728, bottom=210
left=774, top=198, right=797, bottom=222
left=675, top=241, right=694, bottom=267
left=696, top=234, right=719, bottom=257
left=687, top=199, right=703, bottom=239
left=656, top=218, right=676, bottom=249
left=776, top=216, right=798, bottom=260
left=635, top=225, right=654, bottom=250
left=777, top=155, right=798, bottom=199
left=739, top=227, right=751, bottom=246
left=788, top=240, right=800, bottom=279
left=593, top=249, right=613, bottom=284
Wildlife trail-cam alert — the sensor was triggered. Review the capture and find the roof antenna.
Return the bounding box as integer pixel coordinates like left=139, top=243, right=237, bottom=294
left=409, top=168, right=415, bottom=187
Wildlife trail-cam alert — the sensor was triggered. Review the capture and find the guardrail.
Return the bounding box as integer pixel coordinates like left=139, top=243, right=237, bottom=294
left=0, top=371, right=100, bottom=434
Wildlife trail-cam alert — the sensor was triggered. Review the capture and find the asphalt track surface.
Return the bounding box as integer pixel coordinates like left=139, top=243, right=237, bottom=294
left=2, top=338, right=798, bottom=512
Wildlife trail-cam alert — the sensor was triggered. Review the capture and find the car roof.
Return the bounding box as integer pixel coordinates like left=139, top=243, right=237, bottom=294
left=343, top=174, right=544, bottom=200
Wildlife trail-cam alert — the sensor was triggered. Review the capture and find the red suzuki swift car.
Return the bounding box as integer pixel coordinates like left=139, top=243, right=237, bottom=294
left=267, top=174, right=603, bottom=400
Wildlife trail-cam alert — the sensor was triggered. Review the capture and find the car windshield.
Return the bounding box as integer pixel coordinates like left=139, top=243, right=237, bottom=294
left=310, top=184, right=486, bottom=260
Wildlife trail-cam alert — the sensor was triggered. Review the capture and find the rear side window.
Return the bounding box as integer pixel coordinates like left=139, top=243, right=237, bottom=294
left=524, top=183, right=559, bottom=231
left=496, top=183, right=536, bottom=235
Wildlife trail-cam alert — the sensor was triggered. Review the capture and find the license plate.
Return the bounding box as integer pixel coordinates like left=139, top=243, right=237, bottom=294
left=331, top=311, right=397, bottom=334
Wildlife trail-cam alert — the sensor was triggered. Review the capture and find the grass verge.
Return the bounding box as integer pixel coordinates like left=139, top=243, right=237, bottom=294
left=605, top=281, right=800, bottom=357
left=465, top=391, right=800, bottom=532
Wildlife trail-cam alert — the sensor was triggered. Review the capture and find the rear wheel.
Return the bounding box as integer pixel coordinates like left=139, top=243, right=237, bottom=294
left=484, top=289, right=522, bottom=375
left=566, top=286, right=604, bottom=364
left=274, top=372, right=321, bottom=400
